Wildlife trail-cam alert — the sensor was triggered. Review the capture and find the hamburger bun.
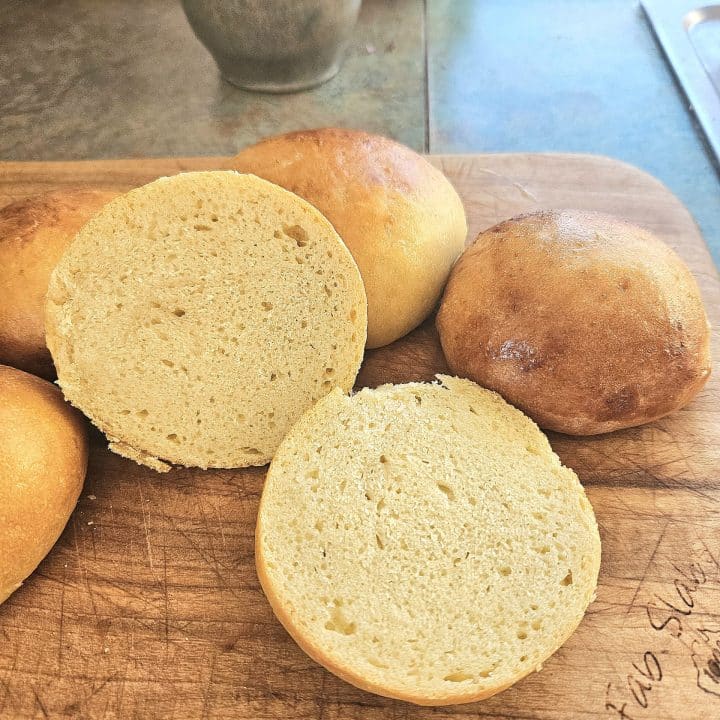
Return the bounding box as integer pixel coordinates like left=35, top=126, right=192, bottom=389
left=0, top=189, right=119, bottom=377
left=233, top=128, right=467, bottom=348
left=256, top=376, right=601, bottom=705
left=437, top=210, right=712, bottom=435
left=45, top=171, right=367, bottom=471
left=0, top=364, right=88, bottom=604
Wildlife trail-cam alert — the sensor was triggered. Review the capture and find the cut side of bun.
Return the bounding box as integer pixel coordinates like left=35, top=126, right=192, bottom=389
left=45, top=171, right=367, bottom=471
left=256, top=375, right=601, bottom=705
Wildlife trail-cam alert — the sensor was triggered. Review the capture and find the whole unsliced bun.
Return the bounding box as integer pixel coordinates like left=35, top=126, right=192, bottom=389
left=46, top=171, right=367, bottom=472
left=437, top=210, right=712, bottom=435
left=233, top=128, right=467, bottom=348
left=0, top=189, right=119, bottom=377
left=0, top=364, right=87, bottom=604
left=257, top=376, right=600, bottom=705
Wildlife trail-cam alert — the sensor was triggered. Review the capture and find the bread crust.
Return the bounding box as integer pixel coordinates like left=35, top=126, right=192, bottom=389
left=233, top=128, right=467, bottom=348
left=0, top=189, right=119, bottom=378
left=0, top=364, right=87, bottom=604
left=437, top=210, right=712, bottom=435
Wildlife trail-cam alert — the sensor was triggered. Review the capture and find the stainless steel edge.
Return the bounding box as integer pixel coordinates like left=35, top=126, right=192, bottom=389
left=641, top=0, right=720, bottom=165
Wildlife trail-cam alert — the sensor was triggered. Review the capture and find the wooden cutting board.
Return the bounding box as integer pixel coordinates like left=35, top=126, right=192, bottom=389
left=0, top=153, right=718, bottom=720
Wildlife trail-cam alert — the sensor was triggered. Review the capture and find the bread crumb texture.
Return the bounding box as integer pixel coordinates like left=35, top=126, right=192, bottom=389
left=45, top=171, right=367, bottom=471
left=257, top=375, right=601, bottom=705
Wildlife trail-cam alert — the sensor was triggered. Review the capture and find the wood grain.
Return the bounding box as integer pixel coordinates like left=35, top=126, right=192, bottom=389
left=0, top=153, right=718, bottom=719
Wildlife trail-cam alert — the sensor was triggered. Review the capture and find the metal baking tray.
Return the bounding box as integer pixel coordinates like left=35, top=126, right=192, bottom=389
left=642, top=0, right=720, bottom=164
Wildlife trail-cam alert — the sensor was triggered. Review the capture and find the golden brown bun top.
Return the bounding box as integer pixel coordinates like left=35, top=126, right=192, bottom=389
left=0, top=188, right=119, bottom=378
left=437, top=210, right=712, bottom=435
left=0, top=364, right=88, bottom=603
left=233, top=128, right=467, bottom=348
left=237, top=127, right=442, bottom=196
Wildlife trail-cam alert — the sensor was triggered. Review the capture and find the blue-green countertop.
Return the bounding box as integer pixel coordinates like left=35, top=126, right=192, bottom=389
left=1, top=0, right=718, bottom=267
left=427, top=0, right=720, bottom=267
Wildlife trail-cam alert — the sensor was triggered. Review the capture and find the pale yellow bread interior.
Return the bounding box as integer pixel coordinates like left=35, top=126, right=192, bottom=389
left=256, top=375, right=601, bottom=705
left=45, top=171, right=367, bottom=471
